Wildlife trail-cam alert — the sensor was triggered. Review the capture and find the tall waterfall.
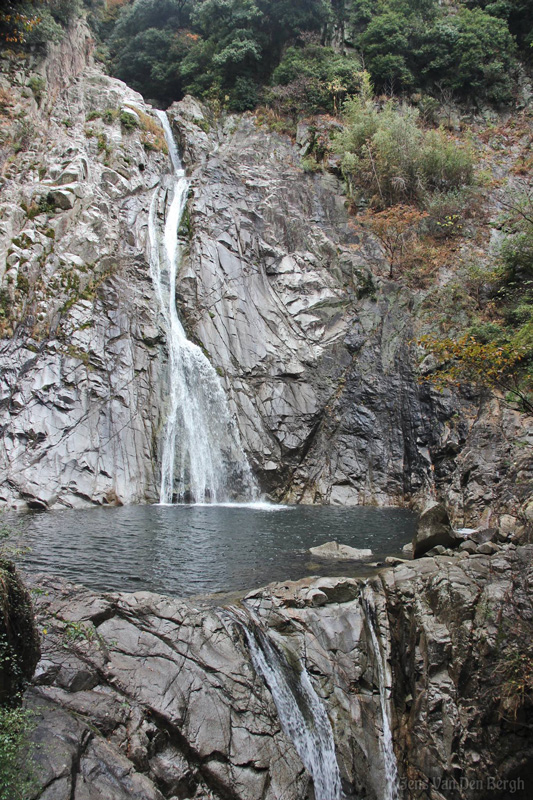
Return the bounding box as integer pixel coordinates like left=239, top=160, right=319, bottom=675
left=363, top=597, right=399, bottom=800
left=149, top=111, right=256, bottom=504
left=228, top=608, right=343, bottom=800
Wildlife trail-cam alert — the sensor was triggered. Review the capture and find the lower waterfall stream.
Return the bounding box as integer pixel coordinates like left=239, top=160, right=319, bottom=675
left=228, top=607, right=343, bottom=800
left=363, top=596, right=400, bottom=800
left=149, top=111, right=256, bottom=504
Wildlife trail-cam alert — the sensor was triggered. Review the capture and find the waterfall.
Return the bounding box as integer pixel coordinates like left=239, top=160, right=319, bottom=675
left=149, top=110, right=256, bottom=504
left=228, top=607, right=343, bottom=800
left=363, top=597, right=399, bottom=800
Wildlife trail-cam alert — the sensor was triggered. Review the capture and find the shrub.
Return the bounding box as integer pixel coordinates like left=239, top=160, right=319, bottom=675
left=422, top=188, right=472, bottom=239
left=360, top=205, right=428, bottom=277
left=419, top=333, right=533, bottom=412
left=24, top=9, right=64, bottom=48
left=0, top=705, right=34, bottom=800
left=102, top=108, right=118, bottom=124
left=334, top=76, right=475, bottom=208
left=119, top=110, right=139, bottom=130
left=28, top=76, right=45, bottom=106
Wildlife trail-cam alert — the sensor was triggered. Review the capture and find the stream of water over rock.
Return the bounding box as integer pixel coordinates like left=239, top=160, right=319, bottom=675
left=149, top=111, right=256, bottom=504
left=363, top=594, right=400, bottom=800
left=228, top=606, right=343, bottom=800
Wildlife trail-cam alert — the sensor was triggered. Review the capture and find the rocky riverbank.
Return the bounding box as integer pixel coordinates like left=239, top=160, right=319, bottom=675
left=11, top=529, right=530, bottom=800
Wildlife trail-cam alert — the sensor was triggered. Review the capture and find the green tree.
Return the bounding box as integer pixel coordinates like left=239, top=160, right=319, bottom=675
left=357, top=10, right=416, bottom=92
left=269, top=39, right=362, bottom=114
left=112, top=27, right=193, bottom=105
left=465, top=0, right=533, bottom=55
left=416, top=8, right=517, bottom=104
left=110, top=0, right=192, bottom=41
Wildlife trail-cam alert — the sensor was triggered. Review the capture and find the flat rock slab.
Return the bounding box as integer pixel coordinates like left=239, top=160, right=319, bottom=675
left=309, top=540, right=373, bottom=560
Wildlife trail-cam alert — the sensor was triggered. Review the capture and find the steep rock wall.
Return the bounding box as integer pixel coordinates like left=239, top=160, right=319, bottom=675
left=0, top=35, right=531, bottom=520
left=169, top=98, right=533, bottom=525
left=169, top=98, right=446, bottom=508
left=0, top=24, right=172, bottom=509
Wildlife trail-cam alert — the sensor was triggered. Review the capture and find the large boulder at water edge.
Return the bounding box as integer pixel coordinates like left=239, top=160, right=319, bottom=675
left=0, top=559, right=40, bottom=704
left=412, top=502, right=457, bottom=558
left=309, top=541, right=372, bottom=560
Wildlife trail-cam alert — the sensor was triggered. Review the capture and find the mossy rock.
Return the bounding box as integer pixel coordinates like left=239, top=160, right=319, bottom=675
left=0, top=560, right=40, bottom=706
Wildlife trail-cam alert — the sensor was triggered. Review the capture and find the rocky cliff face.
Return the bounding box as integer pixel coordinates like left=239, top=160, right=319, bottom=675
left=24, top=540, right=533, bottom=800
left=0, top=24, right=531, bottom=522
left=0, top=23, right=171, bottom=509
left=168, top=99, right=533, bottom=525
left=169, top=98, right=440, bottom=508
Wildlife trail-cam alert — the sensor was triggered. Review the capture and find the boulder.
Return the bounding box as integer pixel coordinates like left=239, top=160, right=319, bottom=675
left=477, top=542, right=500, bottom=555
left=309, top=541, right=372, bottom=560
left=459, top=540, right=478, bottom=554
left=48, top=187, right=75, bottom=210
left=412, top=502, right=456, bottom=558
left=470, top=527, right=499, bottom=545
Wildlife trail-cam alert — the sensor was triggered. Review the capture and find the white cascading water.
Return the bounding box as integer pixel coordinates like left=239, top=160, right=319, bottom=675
left=149, top=111, right=256, bottom=504
left=228, top=607, right=343, bottom=800
left=364, top=599, right=400, bottom=800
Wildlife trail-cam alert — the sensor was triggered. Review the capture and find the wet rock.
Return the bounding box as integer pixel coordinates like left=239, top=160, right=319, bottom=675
left=470, top=527, right=499, bottom=545
left=309, top=541, right=373, bottom=560
left=388, top=544, right=533, bottom=798
left=425, top=544, right=447, bottom=556
left=24, top=548, right=533, bottom=800
left=412, top=502, right=456, bottom=558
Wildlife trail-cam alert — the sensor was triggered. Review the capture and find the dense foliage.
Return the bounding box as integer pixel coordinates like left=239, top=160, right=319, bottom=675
left=0, top=705, right=34, bottom=800
left=93, top=0, right=530, bottom=109
left=0, top=0, right=94, bottom=47
left=334, top=76, right=474, bottom=207
left=2, top=0, right=530, bottom=110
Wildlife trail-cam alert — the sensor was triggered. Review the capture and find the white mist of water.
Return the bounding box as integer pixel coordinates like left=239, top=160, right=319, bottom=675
left=229, top=608, right=343, bottom=800
left=364, top=598, right=400, bottom=800
left=149, top=110, right=256, bottom=504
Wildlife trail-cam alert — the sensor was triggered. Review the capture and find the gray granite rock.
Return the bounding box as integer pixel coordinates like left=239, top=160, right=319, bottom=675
left=413, top=501, right=457, bottom=558
left=309, top=541, right=372, bottom=559
left=23, top=545, right=533, bottom=800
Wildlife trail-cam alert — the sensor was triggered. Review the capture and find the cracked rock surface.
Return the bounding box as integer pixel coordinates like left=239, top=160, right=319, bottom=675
left=0, top=23, right=170, bottom=509
left=0, top=30, right=532, bottom=522
left=169, top=99, right=533, bottom=523
left=24, top=540, right=533, bottom=800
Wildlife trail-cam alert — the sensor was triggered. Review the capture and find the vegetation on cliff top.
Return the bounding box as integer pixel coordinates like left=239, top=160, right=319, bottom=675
left=85, top=0, right=531, bottom=111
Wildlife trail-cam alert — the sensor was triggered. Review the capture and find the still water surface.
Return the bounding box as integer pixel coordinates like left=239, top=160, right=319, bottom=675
left=12, top=504, right=416, bottom=598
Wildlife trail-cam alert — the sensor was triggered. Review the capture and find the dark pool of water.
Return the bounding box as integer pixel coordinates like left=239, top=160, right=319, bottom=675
left=9, top=503, right=416, bottom=598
